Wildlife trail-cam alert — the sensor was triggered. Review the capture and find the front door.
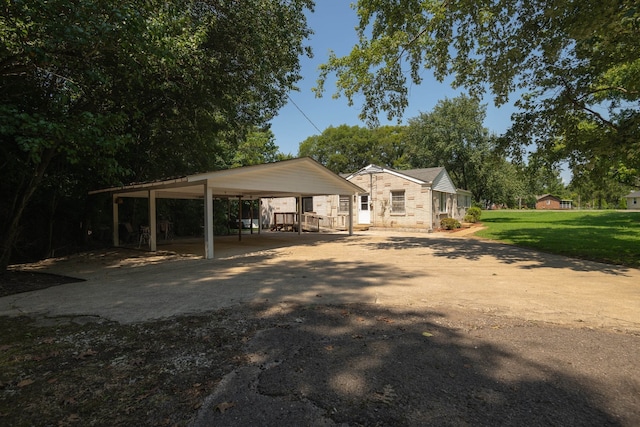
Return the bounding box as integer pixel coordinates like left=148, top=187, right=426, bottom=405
left=358, top=194, right=370, bottom=224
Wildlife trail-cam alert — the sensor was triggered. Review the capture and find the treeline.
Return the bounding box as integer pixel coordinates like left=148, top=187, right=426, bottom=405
left=298, top=96, right=635, bottom=210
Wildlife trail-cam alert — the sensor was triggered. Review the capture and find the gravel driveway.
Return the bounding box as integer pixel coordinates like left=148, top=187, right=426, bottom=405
left=2, top=230, right=639, bottom=426
left=3, top=231, right=639, bottom=332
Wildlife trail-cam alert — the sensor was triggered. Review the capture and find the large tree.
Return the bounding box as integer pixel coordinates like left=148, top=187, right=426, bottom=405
left=405, top=96, right=490, bottom=192
left=315, top=0, right=639, bottom=179
left=298, top=124, right=406, bottom=173
left=0, top=0, right=313, bottom=270
left=405, top=95, right=521, bottom=205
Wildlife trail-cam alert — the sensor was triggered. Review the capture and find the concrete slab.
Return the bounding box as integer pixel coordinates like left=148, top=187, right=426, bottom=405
left=2, top=231, right=639, bottom=332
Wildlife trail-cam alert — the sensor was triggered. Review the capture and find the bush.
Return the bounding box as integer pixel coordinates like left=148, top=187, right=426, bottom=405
left=440, top=217, right=461, bottom=230
left=464, top=206, right=482, bottom=223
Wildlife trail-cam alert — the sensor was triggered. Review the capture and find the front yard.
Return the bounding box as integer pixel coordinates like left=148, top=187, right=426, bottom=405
left=475, top=210, right=640, bottom=268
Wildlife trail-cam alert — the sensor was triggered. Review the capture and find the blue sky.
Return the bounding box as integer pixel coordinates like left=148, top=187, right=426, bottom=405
left=269, top=1, right=517, bottom=157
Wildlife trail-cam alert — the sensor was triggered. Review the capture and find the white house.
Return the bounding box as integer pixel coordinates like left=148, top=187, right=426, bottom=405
left=625, top=190, right=640, bottom=210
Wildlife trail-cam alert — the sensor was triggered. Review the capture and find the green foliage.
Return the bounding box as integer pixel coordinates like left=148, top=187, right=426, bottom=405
left=620, top=197, right=628, bottom=209
left=0, top=0, right=314, bottom=268
left=298, top=124, right=406, bottom=173
left=405, top=95, right=526, bottom=206
left=405, top=96, right=489, bottom=191
left=440, top=218, right=461, bottom=230
left=464, top=206, right=482, bottom=223
left=317, top=0, right=640, bottom=182
left=568, top=166, right=633, bottom=209
left=231, top=129, right=281, bottom=168
left=476, top=210, right=640, bottom=268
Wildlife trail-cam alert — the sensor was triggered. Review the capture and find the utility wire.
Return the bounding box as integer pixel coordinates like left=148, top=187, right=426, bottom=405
left=287, top=94, right=323, bottom=134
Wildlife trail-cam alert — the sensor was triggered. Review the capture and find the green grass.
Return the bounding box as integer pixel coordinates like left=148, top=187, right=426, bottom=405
left=475, top=210, right=640, bottom=268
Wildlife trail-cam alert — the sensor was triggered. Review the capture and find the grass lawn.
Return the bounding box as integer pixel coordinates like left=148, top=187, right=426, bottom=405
left=474, top=210, right=640, bottom=268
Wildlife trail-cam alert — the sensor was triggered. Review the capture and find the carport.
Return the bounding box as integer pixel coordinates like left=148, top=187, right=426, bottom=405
left=89, top=157, right=364, bottom=259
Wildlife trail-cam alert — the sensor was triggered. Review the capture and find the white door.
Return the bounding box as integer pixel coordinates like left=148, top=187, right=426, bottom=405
left=358, top=194, right=370, bottom=224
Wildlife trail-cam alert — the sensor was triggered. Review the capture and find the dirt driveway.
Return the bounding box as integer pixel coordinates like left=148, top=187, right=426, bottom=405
left=2, top=230, right=639, bottom=426
left=3, top=230, right=639, bottom=331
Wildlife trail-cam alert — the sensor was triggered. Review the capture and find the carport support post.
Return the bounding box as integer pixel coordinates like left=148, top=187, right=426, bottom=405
left=204, top=184, right=214, bottom=259
left=257, top=200, right=262, bottom=234
left=112, top=194, right=120, bottom=247
left=149, top=190, right=157, bottom=251
left=348, top=195, right=354, bottom=235
left=297, top=195, right=302, bottom=235
left=238, top=196, right=242, bottom=241
left=250, top=200, right=254, bottom=235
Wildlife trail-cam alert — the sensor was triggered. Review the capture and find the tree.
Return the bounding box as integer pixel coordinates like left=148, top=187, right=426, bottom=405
left=518, top=159, right=568, bottom=207
left=480, top=158, right=528, bottom=208
left=315, top=1, right=640, bottom=179
left=404, top=95, right=520, bottom=205
left=231, top=128, right=283, bottom=168
left=298, top=124, right=406, bottom=173
left=569, top=165, right=632, bottom=209
left=405, top=96, right=491, bottom=193
left=0, top=0, right=313, bottom=270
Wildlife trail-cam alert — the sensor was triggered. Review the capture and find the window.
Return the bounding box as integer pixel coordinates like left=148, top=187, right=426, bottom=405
left=457, top=194, right=471, bottom=208
left=439, top=192, right=448, bottom=213
left=302, top=197, right=313, bottom=213
left=391, top=190, right=405, bottom=213
left=360, top=195, right=369, bottom=211
left=339, top=195, right=350, bottom=213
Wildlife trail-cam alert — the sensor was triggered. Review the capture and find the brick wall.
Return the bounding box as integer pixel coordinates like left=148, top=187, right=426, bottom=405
left=351, top=172, right=433, bottom=230
left=536, top=196, right=561, bottom=210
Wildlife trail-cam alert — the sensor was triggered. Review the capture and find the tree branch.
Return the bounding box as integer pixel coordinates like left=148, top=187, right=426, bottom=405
left=560, top=78, right=618, bottom=130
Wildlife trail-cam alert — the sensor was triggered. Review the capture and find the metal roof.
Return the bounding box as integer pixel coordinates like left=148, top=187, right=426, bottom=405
left=89, top=157, right=364, bottom=200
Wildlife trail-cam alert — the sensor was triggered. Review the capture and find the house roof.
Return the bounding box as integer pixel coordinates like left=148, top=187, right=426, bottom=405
left=625, top=190, right=640, bottom=198
left=347, top=164, right=444, bottom=184
left=347, top=164, right=458, bottom=193
left=89, top=157, right=365, bottom=200
left=400, top=167, right=446, bottom=183
left=536, top=194, right=560, bottom=201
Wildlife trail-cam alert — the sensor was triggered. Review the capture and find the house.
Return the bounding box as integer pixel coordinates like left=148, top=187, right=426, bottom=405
left=262, top=164, right=471, bottom=232
left=624, top=190, right=640, bottom=210
left=535, top=194, right=572, bottom=210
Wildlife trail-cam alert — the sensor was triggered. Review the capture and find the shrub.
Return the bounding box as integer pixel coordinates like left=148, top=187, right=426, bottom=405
left=440, top=217, right=461, bottom=230
left=464, top=206, right=482, bottom=223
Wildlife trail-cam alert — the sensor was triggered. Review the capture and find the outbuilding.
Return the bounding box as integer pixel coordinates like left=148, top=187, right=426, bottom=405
left=624, top=190, right=640, bottom=210
left=536, top=194, right=572, bottom=210
left=89, top=157, right=364, bottom=258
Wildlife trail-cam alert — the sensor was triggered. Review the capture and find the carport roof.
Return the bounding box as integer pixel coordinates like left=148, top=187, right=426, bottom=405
left=89, top=157, right=365, bottom=199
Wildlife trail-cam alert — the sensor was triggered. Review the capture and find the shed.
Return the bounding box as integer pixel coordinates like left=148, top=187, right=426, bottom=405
left=624, top=190, right=640, bottom=210
left=536, top=194, right=572, bottom=210
left=89, top=157, right=364, bottom=258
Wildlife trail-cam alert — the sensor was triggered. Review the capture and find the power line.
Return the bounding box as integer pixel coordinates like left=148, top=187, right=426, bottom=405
left=287, top=95, right=323, bottom=134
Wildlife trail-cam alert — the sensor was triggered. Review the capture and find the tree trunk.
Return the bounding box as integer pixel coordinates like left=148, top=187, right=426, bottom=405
left=0, top=148, right=56, bottom=272
left=46, top=191, right=58, bottom=258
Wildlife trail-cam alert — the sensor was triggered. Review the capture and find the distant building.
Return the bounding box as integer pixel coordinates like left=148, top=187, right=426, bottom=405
left=536, top=194, right=572, bottom=210
left=624, top=190, right=640, bottom=210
